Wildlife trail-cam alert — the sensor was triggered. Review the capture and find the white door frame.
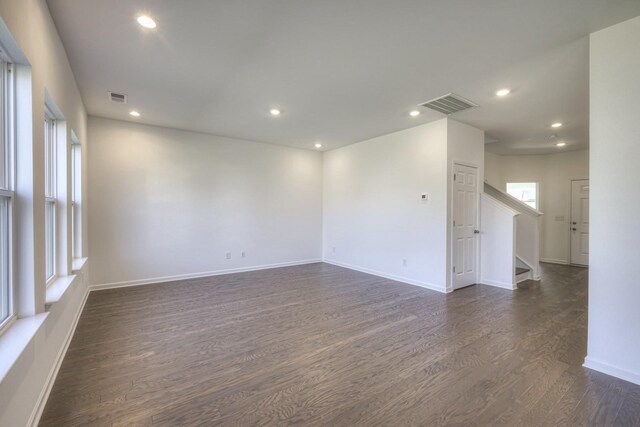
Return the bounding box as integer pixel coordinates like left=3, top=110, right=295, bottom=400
left=449, top=160, right=481, bottom=291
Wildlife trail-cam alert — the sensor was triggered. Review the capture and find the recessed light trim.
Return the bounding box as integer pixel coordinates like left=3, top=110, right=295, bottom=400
left=314, top=143, right=322, bottom=149
left=496, top=88, right=511, bottom=97
left=556, top=142, right=566, bottom=147
left=129, top=110, right=141, bottom=117
left=551, top=122, right=563, bottom=128
left=269, top=108, right=281, bottom=116
left=137, top=15, right=157, bottom=29
left=409, top=110, right=420, bottom=117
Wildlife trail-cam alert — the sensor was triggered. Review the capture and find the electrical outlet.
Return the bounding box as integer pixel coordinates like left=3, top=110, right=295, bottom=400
left=421, top=193, right=429, bottom=202
left=241, top=251, right=246, bottom=258
left=226, top=252, right=231, bottom=260
left=402, top=259, right=407, bottom=267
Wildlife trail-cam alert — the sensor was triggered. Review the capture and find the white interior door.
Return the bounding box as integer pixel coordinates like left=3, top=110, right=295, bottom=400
left=452, top=164, right=478, bottom=289
left=571, top=180, right=589, bottom=266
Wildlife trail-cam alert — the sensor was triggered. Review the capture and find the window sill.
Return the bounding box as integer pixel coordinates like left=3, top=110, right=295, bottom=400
left=72, top=257, right=88, bottom=273
left=0, top=313, right=48, bottom=383
left=45, top=275, right=76, bottom=308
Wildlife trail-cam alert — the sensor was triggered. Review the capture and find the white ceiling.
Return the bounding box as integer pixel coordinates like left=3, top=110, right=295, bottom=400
left=47, top=0, right=640, bottom=154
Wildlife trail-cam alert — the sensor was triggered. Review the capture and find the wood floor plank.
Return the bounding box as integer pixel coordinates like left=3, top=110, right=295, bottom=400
left=614, top=386, right=640, bottom=426
left=39, top=262, right=640, bottom=426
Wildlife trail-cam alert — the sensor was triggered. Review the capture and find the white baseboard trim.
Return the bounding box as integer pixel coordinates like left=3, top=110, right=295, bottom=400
left=28, top=285, right=90, bottom=427
left=541, top=258, right=569, bottom=265
left=90, top=259, right=323, bottom=291
left=323, top=259, right=448, bottom=293
left=584, top=356, right=640, bottom=386
left=480, top=278, right=517, bottom=290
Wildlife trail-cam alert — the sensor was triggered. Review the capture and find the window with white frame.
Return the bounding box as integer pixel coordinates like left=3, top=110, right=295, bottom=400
left=506, top=182, right=539, bottom=210
left=71, top=137, right=81, bottom=258
left=44, top=109, right=56, bottom=283
left=0, top=59, right=15, bottom=329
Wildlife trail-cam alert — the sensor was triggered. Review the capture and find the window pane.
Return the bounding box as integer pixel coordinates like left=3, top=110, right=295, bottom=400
left=71, top=144, right=80, bottom=258
left=0, top=60, right=10, bottom=326
left=45, top=200, right=55, bottom=281
left=506, top=182, right=538, bottom=209
left=71, top=201, right=77, bottom=258
left=0, top=63, right=5, bottom=191
left=0, top=196, right=9, bottom=324
left=44, top=120, right=48, bottom=192
left=44, top=117, right=55, bottom=198
left=72, top=144, right=78, bottom=202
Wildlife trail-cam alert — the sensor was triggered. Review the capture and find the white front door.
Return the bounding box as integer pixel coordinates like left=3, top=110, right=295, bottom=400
left=452, top=164, right=478, bottom=289
left=571, top=180, right=589, bottom=266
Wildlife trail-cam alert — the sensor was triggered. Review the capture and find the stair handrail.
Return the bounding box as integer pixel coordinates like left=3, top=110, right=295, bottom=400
left=484, top=182, right=544, bottom=217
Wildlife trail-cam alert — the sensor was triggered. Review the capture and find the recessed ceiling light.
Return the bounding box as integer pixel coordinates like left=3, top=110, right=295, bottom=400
left=137, top=15, right=157, bottom=29
left=409, top=110, right=421, bottom=117
left=551, top=122, right=563, bottom=128
left=315, top=143, right=322, bottom=149
left=556, top=142, right=566, bottom=147
left=129, top=110, right=141, bottom=117
left=269, top=108, right=281, bottom=116
left=496, top=89, right=511, bottom=97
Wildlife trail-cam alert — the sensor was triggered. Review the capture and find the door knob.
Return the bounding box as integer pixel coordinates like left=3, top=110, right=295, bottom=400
left=572, top=228, right=577, bottom=231
left=474, top=230, right=480, bottom=234
left=572, top=222, right=577, bottom=225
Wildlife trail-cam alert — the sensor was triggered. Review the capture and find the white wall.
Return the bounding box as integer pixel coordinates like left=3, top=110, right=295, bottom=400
left=323, top=120, right=448, bottom=291
left=88, top=117, right=323, bottom=286
left=0, top=0, right=90, bottom=425
left=484, top=150, right=588, bottom=264
left=480, top=194, right=517, bottom=289
left=323, top=118, right=484, bottom=292
left=585, top=15, right=640, bottom=385
left=484, top=152, right=503, bottom=185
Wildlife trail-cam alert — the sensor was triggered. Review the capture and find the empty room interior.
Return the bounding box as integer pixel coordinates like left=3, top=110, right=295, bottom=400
left=1, top=0, right=640, bottom=425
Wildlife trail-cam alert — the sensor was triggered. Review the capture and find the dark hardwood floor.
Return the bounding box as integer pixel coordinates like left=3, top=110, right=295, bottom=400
left=40, top=262, right=640, bottom=426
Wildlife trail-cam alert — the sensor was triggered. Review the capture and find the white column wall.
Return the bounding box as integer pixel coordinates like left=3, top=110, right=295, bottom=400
left=585, top=15, right=640, bottom=385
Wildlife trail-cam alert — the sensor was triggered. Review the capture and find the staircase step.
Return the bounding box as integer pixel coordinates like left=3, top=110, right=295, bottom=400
left=516, top=267, right=530, bottom=276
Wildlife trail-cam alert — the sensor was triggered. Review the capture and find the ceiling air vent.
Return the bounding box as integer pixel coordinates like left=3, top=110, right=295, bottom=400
left=420, top=93, right=478, bottom=115
left=108, top=91, right=127, bottom=104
